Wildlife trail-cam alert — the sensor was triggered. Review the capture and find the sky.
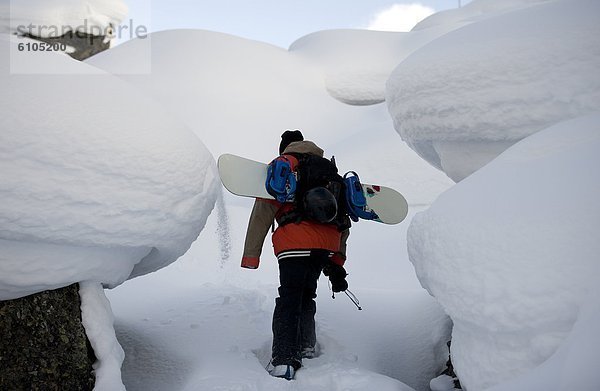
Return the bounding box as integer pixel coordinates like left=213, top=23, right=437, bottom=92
left=115, top=1, right=471, bottom=48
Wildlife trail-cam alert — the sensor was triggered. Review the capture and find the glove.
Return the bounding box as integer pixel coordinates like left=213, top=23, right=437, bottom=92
left=323, top=262, right=348, bottom=293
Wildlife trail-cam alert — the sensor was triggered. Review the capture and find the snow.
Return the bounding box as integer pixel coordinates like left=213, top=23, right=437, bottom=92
left=80, top=281, right=126, bottom=391
left=106, top=240, right=451, bottom=391
left=2, top=22, right=454, bottom=391
left=408, top=114, right=600, bottom=390
left=87, top=29, right=370, bottom=159
left=386, top=0, right=600, bottom=181
left=430, top=374, right=457, bottom=391
left=288, top=0, right=554, bottom=109
left=289, top=29, right=443, bottom=106
left=3, top=0, right=599, bottom=389
left=82, top=27, right=456, bottom=391
left=486, top=288, right=600, bottom=391
left=86, top=29, right=453, bottom=205
left=0, top=36, right=219, bottom=300
left=0, top=0, right=127, bottom=37
left=411, top=0, right=550, bottom=32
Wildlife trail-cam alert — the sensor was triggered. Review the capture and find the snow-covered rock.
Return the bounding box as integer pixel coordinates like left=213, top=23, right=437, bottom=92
left=411, top=0, right=550, bottom=32
left=0, top=0, right=127, bottom=37
left=289, top=29, right=443, bottom=106
left=485, top=287, right=600, bottom=391
left=288, top=1, right=550, bottom=107
left=386, top=0, right=600, bottom=181
left=407, top=114, right=600, bottom=390
left=1, top=0, right=128, bottom=60
left=286, top=0, right=554, bottom=109
left=0, top=37, right=219, bottom=300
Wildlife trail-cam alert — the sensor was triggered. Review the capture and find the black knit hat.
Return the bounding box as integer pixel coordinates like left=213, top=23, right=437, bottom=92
left=279, top=130, right=304, bottom=154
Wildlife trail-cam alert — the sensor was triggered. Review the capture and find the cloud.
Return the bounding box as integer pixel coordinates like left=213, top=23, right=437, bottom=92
left=367, top=3, right=435, bottom=32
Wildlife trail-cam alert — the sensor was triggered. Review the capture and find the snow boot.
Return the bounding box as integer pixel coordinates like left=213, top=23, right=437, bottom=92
left=301, top=346, right=316, bottom=359
left=269, top=364, right=296, bottom=380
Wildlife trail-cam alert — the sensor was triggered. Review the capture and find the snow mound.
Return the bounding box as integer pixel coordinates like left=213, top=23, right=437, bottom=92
left=289, top=29, right=441, bottom=106
left=87, top=29, right=361, bottom=158
left=0, top=38, right=218, bottom=300
left=486, top=288, right=600, bottom=391
left=407, top=114, right=600, bottom=390
left=412, top=0, right=550, bottom=32
left=287, top=0, right=551, bottom=107
left=87, top=29, right=453, bottom=205
left=386, top=0, right=600, bottom=181
left=0, top=0, right=127, bottom=37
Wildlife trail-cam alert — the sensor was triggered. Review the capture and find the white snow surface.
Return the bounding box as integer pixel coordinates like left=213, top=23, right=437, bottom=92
left=80, top=281, right=126, bottom=391
left=486, top=287, right=600, bottom=391
left=288, top=0, right=554, bottom=108
left=86, top=29, right=373, bottom=158
left=108, top=259, right=451, bottom=391
left=386, top=0, right=600, bottom=181
left=86, top=29, right=453, bottom=205
left=289, top=29, right=443, bottom=106
left=0, top=0, right=127, bottom=37
left=412, top=0, right=550, bottom=32
left=408, top=114, right=600, bottom=390
left=5, top=0, right=598, bottom=389
left=2, top=24, right=454, bottom=390
left=0, top=37, right=219, bottom=300
left=429, top=374, right=457, bottom=391
left=84, top=28, right=454, bottom=390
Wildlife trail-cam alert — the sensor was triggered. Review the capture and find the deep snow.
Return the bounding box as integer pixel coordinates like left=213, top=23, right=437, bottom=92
left=2, top=17, right=453, bottom=391
left=386, top=0, right=600, bottom=181
left=107, top=206, right=452, bottom=391
left=408, top=114, right=600, bottom=390
left=0, top=35, right=219, bottom=299
left=2, top=0, right=599, bottom=390
left=82, top=18, right=459, bottom=391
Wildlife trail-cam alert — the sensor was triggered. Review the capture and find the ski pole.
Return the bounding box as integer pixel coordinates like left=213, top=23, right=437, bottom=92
left=344, top=289, right=362, bottom=311
left=331, top=287, right=362, bottom=311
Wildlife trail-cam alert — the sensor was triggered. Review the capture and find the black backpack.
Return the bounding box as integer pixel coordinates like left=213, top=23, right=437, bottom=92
left=277, top=153, right=351, bottom=231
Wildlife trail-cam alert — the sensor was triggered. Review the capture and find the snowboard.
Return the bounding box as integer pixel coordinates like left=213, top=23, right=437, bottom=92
left=218, top=153, right=408, bottom=225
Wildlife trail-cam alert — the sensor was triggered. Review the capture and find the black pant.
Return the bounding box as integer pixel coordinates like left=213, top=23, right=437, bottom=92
left=271, top=250, right=328, bottom=369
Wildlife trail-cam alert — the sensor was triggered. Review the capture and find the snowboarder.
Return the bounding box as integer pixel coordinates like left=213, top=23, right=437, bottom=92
left=241, top=130, right=350, bottom=380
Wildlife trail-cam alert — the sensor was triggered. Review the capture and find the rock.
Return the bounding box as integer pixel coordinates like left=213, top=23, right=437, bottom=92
left=24, top=30, right=111, bottom=61
left=0, top=283, right=96, bottom=390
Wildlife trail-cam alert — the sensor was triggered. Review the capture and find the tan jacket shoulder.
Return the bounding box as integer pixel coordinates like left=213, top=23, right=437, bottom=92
left=283, top=140, right=324, bottom=157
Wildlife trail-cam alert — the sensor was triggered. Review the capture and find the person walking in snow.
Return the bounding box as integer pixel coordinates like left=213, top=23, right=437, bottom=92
left=241, top=130, right=351, bottom=380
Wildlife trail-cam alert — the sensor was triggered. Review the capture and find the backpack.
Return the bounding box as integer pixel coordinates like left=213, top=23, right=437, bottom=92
left=266, top=153, right=351, bottom=231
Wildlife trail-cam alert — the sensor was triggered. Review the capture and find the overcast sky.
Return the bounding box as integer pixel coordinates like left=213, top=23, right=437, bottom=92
left=116, top=1, right=472, bottom=48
